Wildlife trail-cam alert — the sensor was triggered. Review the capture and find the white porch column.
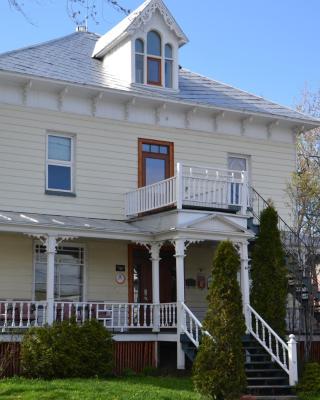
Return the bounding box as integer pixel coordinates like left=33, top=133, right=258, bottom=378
left=46, top=235, right=57, bottom=325
left=150, top=242, right=161, bottom=332
left=240, top=240, right=250, bottom=329
left=174, top=238, right=186, bottom=370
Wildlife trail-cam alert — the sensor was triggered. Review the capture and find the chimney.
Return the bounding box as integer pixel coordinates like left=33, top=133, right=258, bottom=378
left=76, top=25, right=88, bottom=33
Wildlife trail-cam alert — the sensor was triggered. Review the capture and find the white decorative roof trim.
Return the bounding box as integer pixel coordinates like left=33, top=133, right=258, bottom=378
left=127, top=0, right=188, bottom=45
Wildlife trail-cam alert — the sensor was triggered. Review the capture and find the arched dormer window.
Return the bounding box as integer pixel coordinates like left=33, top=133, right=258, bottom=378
left=135, top=38, right=144, bottom=84
left=147, top=30, right=162, bottom=86
left=165, top=44, right=173, bottom=88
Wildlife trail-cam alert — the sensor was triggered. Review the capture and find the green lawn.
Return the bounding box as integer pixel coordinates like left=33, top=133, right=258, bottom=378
left=0, top=377, right=202, bottom=400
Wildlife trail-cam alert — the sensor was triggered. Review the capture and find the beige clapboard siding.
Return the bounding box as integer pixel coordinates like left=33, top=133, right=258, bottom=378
left=0, top=234, right=33, bottom=300
left=185, top=243, right=217, bottom=322
left=86, top=240, right=128, bottom=302
left=0, top=104, right=295, bottom=221
left=0, top=234, right=130, bottom=303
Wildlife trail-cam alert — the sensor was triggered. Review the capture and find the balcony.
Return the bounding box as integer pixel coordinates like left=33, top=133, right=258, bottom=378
left=125, top=163, right=249, bottom=217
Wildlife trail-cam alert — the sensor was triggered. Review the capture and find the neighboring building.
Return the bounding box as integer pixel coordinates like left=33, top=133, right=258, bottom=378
left=0, top=0, right=319, bottom=390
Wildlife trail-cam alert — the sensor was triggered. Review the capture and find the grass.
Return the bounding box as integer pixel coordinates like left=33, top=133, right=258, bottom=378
left=0, top=376, right=202, bottom=400
left=298, top=395, right=320, bottom=400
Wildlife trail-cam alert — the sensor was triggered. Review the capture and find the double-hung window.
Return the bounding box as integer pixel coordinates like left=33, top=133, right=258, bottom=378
left=46, top=134, right=74, bottom=193
left=34, top=244, right=84, bottom=301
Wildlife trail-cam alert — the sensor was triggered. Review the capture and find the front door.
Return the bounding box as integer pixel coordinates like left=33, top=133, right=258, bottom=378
left=138, top=139, right=174, bottom=187
left=130, top=245, right=176, bottom=304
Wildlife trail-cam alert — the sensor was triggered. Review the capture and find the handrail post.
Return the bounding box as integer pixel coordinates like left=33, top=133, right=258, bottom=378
left=241, top=171, right=248, bottom=214
left=288, top=334, right=298, bottom=386
left=176, top=162, right=183, bottom=210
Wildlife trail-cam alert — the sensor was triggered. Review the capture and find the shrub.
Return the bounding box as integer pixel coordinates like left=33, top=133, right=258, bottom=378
left=193, top=241, right=247, bottom=400
left=250, top=205, right=288, bottom=337
left=21, top=319, right=113, bottom=379
left=297, top=362, right=320, bottom=395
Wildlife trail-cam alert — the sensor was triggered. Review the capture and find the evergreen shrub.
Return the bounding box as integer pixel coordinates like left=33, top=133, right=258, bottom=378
left=297, top=362, right=320, bottom=395
left=21, top=319, right=113, bottom=379
left=192, top=240, right=247, bottom=400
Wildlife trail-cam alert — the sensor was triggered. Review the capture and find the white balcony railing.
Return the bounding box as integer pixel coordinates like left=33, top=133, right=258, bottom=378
left=125, top=163, right=248, bottom=217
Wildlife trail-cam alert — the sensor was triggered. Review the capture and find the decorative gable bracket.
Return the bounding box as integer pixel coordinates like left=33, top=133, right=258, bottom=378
left=128, top=0, right=188, bottom=46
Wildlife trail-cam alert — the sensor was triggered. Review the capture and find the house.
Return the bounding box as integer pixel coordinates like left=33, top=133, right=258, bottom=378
left=0, top=0, right=319, bottom=390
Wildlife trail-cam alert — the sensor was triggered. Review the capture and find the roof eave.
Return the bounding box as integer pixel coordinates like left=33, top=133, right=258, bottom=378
left=0, top=69, right=318, bottom=129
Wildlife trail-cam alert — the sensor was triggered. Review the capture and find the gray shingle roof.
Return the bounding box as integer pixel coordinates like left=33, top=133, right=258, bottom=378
left=0, top=31, right=318, bottom=125
left=0, top=209, right=150, bottom=234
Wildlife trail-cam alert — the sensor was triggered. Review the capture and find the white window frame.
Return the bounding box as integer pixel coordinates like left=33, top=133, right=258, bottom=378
left=227, top=153, right=251, bottom=183
left=46, top=132, right=75, bottom=193
left=32, top=241, right=87, bottom=302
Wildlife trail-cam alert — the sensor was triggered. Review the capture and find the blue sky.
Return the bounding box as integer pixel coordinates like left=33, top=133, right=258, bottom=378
left=1, top=0, right=319, bottom=108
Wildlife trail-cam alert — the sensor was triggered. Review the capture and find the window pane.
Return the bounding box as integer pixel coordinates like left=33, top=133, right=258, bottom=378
left=142, top=144, right=150, bottom=152
left=135, top=54, right=144, bottom=84
left=145, top=158, right=166, bottom=185
left=35, top=262, right=46, bottom=284
left=147, top=58, right=161, bottom=84
left=35, top=284, right=47, bottom=301
left=228, top=157, right=247, bottom=171
left=56, top=285, right=82, bottom=301
left=159, top=146, right=168, bottom=154
left=48, top=165, right=71, bottom=191
left=135, top=38, right=144, bottom=53
left=147, top=31, right=161, bottom=56
left=165, top=60, right=173, bottom=88
left=48, top=136, right=71, bottom=161
left=150, top=145, right=159, bottom=153
left=165, top=44, right=173, bottom=58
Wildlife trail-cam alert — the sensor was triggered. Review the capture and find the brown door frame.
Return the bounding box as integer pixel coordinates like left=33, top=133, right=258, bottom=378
left=138, top=138, right=174, bottom=188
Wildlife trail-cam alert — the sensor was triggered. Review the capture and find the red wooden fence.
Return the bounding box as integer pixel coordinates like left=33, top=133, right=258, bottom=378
left=0, top=341, right=156, bottom=377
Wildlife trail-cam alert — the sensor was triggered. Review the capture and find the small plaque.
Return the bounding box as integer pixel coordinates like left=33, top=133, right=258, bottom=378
left=116, top=265, right=125, bottom=272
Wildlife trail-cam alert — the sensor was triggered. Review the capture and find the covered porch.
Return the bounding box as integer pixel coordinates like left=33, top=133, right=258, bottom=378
left=0, top=208, right=253, bottom=369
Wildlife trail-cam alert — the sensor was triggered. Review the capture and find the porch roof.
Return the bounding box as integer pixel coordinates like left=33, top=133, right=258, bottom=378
left=0, top=209, right=253, bottom=242
left=0, top=210, right=151, bottom=240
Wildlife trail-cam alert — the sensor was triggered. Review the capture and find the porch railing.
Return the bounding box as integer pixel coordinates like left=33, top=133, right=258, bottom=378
left=0, top=301, right=177, bottom=332
left=125, top=163, right=248, bottom=217
left=0, top=301, right=47, bottom=331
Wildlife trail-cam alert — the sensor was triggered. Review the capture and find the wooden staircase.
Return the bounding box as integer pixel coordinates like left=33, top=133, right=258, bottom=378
left=180, top=333, right=296, bottom=398
left=243, top=335, right=294, bottom=397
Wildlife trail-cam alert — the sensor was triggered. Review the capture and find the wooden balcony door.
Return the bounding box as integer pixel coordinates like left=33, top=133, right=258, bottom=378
left=138, top=139, right=174, bottom=187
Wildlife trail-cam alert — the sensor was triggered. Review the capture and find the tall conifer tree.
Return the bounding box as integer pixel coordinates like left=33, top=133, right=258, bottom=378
left=193, top=241, right=246, bottom=400
left=250, top=205, right=287, bottom=337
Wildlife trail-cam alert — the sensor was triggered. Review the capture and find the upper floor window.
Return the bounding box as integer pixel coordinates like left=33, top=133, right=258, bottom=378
left=165, top=44, right=173, bottom=88
left=135, top=31, right=174, bottom=88
left=147, top=31, right=162, bottom=86
left=138, top=138, right=174, bottom=187
left=46, top=134, right=74, bottom=193
left=135, top=39, right=144, bottom=84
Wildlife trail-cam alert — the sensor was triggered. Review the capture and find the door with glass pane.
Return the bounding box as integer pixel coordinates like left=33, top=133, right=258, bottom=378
left=228, top=155, right=248, bottom=206
left=138, top=139, right=174, bottom=187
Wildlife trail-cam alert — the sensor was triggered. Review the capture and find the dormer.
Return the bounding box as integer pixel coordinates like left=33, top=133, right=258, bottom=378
left=92, top=0, right=188, bottom=91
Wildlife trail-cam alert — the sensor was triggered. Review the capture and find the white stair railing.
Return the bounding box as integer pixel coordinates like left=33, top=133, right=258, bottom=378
left=246, top=304, right=298, bottom=386
left=181, top=302, right=211, bottom=347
